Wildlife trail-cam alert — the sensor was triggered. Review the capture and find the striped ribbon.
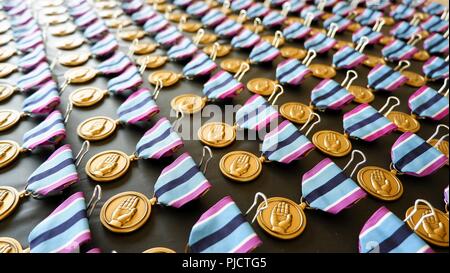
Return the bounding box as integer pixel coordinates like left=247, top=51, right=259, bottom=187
left=368, top=64, right=408, bottom=92
left=287, top=0, right=305, bottom=12
left=276, top=58, right=311, bottom=85
left=107, top=65, right=143, bottom=95
left=131, top=6, right=157, bottom=25
left=17, top=62, right=53, bottom=92
left=4, top=0, right=27, bottom=13
left=174, top=0, right=194, bottom=8
left=422, top=2, right=446, bottom=15
left=311, top=79, right=354, bottom=111
left=332, top=1, right=355, bottom=16
left=332, top=46, right=367, bottom=69
left=22, top=80, right=60, bottom=116
left=283, top=22, right=310, bottom=40
left=382, top=39, right=418, bottom=61
left=247, top=2, right=270, bottom=18
left=300, top=5, right=323, bottom=20
left=67, top=0, right=87, bottom=9
left=143, top=14, right=169, bottom=35
left=117, top=88, right=160, bottom=124
left=155, top=152, right=211, bottom=208
left=424, top=33, right=449, bottom=55
left=355, top=9, right=383, bottom=26
left=121, top=0, right=143, bottom=14
left=22, top=110, right=66, bottom=150
left=323, top=15, right=351, bottom=33
left=215, top=19, right=243, bottom=38
left=422, top=56, right=449, bottom=80
left=84, top=20, right=108, bottom=42
left=390, top=4, right=415, bottom=21
left=97, top=51, right=132, bottom=76
left=359, top=207, right=433, bottom=253
left=231, top=29, right=261, bottom=49
left=90, top=34, right=119, bottom=58
left=262, top=10, right=285, bottom=28
left=391, top=132, right=447, bottom=177
left=402, top=0, right=426, bottom=7
left=155, top=25, right=183, bottom=47
left=135, top=118, right=184, bottom=159
left=249, top=40, right=280, bottom=63
left=10, top=10, right=33, bottom=26
left=168, top=37, right=198, bottom=61
left=26, top=144, right=78, bottom=197
left=420, top=15, right=449, bottom=34
left=261, top=120, right=315, bottom=163
left=202, top=70, right=244, bottom=100
left=68, top=2, right=91, bottom=18
left=302, top=158, right=367, bottom=214
left=28, top=192, right=91, bottom=253
left=314, top=0, right=337, bottom=7
left=8, top=4, right=27, bottom=16
left=17, top=44, right=46, bottom=72
left=272, top=0, right=290, bottom=6
left=231, top=0, right=253, bottom=12
left=352, top=26, right=383, bottom=44
left=186, top=1, right=210, bottom=17
left=188, top=196, right=262, bottom=253
left=408, top=86, right=449, bottom=121
left=73, top=11, right=98, bottom=29
left=201, top=9, right=227, bottom=28
left=305, top=33, right=337, bottom=54
left=12, top=21, right=40, bottom=40
left=343, top=104, right=397, bottom=142
left=235, top=94, right=279, bottom=131
left=16, top=30, right=43, bottom=53
left=183, top=52, right=217, bottom=79
left=390, top=21, right=421, bottom=41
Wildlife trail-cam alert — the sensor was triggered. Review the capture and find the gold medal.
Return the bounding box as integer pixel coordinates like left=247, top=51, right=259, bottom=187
left=402, top=71, right=427, bottom=87
left=261, top=35, right=285, bottom=47
left=107, top=18, right=133, bottom=29
left=130, top=42, right=158, bottom=55
left=348, top=85, right=375, bottom=104
left=198, top=32, right=218, bottom=45
left=0, top=47, right=15, bottom=62
left=357, top=166, right=403, bottom=201
left=50, top=24, right=77, bottom=37
left=45, top=14, right=69, bottom=25
left=42, top=6, right=66, bottom=16
left=279, top=102, right=313, bottom=124
left=148, top=70, right=181, bottom=87
left=170, top=94, right=206, bottom=114
left=118, top=29, right=145, bottom=41
left=243, top=23, right=264, bottom=33
left=256, top=197, right=307, bottom=240
left=40, top=0, right=63, bottom=7
left=98, top=9, right=123, bottom=19
left=413, top=50, right=430, bottom=62
left=428, top=139, right=449, bottom=165
left=405, top=205, right=449, bottom=247
left=312, top=130, right=352, bottom=157
left=219, top=151, right=263, bottom=182
left=0, top=186, right=21, bottom=221
left=383, top=16, right=395, bottom=26
left=309, top=27, right=326, bottom=36
left=0, top=140, right=21, bottom=169
left=247, top=78, right=277, bottom=96
left=280, top=46, right=306, bottom=59
left=0, top=21, right=10, bottom=34
left=56, top=37, right=84, bottom=50
left=203, top=44, right=232, bottom=58
left=0, top=110, right=21, bottom=132
left=167, top=12, right=186, bottom=23
left=347, top=23, right=361, bottom=32
left=58, top=52, right=91, bottom=67
left=0, top=35, right=13, bottom=46
left=363, top=54, right=385, bottom=68
left=77, top=116, right=117, bottom=141
left=321, top=12, right=333, bottom=20
left=100, top=191, right=155, bottom=233
left=379, top=36, right=394, bottom=46
left=386, top=111, right=420, bottom=133
left=69, top=87, right=107, bottom=107
left=0, top=83, right=15, bottom=102
left=64, top=67, right=98, bottom=83
left=333, top=40, right=353, bottom=50
left=198, top=122, right=236, bottom=148
left=154, top=3, right=175, bottom=12
left=220, top=58, right=247, bottom=74
left=85, top=150, right=132, bottom=182
left=180, top=21, right=202, bottom=33
left=419, top=30, right=429, bottom=39
left=0, top=237, right=24, bottom=253
left=309, top=63, right=336, bottom=79
left=143, top=247, right=176, bottom=253
left=0, top=63, right=17, bottom=78
left=136, top=55, right=168, bottom=69
left=285, top=16, right=303, bottom=25
left=96, top=0, right=118, bottom=9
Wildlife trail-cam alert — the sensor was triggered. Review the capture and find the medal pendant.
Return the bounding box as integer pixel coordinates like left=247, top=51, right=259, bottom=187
left=333, top=40, right=353, bottom=50
left=64, top=67, right=98, bottom=83
left=280, top=102, right=313, bottom=124
left=130, top=42, right=158, bottom=55
left=0, top=140, right=21, bottom=169
left=167, top=13, right=186, bottom=23
left=107, top=18, right=133, bottom=29
left=363, top=55, right=385, bottom=68
left=59, top=52, right=91, bottom=66
left=309, top=64, right=336, bottom=79
left=0, top=237, right=24, bottom=253
left=136, top=55, right=168, bottom=69
left=379, top=36, right=394, bottom=46
left=0, top=186, right=21, bottom=221
left=261, top=35, right=285, bottom=47
left=198, top=33, right=218, bottom=45
left=285, top=17, right=303, bottom=26
left=50, top=24, right=77, bottom=37
left=0, top=110, right=21, bottom=132
left=383, top=17, right=395, bottom=26
left=312, top=130, right=352, bottom=157
left=56, top=37, right=84, bottom=50
left=309, top=27, right=326, bottom=37
left=180, top=22, right=202, bottom=33
left=0, top=47, right=15, bottom=62
left=171, top=94, right=206, bottom=114
left=69, top=87, right=107, bottom=107
left=243, top=23, right=264, bottom=33
left=85, top=150, right=132, bottom=182
left=386, top=111, right=420, bottom=133
left=428, top=139, right=449, bottom=165
left=148, top=70, right=181, bottom=87
left=0, top=35, right=13, bottom=46
left=347, top=23, right=361, bottom=32
left=77, top=116, right=117, bottom=141
left=348, top=85, right=375, bottom=104
left=118, top=29, right=145, bottom=41
left=219, top=151, right=263, bottom=182
left=220, top=58, right=247, bottom=74
left=405, top=205, right=449, bottom=247
left=357, top=166, right=403, bottom=201
left=198, top=122, right=236, bottom=148
left=0, top=83, right=15, bottom=102
left=203, top=44, right=232, bottom=58
left=0, top=63, right=17, bottom=78
left=280, top=47, right=306, bottom=59
left=247, top=78, right=277, bottom=96
left=413, top=50, right=430, bottom=62
left=401, top=71, right=427, bottom=87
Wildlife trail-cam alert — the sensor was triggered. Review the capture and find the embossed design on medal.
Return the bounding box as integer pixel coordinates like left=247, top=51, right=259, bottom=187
left=171, top=94, right=207, bottom=114
left=128, top=39, right=158, bottom=56
left=220, top=58, right=248, bottom=74
left=117, top=26, right=146, bottom=41
left=312, top=130, right=352, bottom=157
left=69, top=87, right=108, bottom=107
left=357, top=166, right=403, bottom=201
left=0, top=237, right=24, bottom=253
left=247, top=78, right=277, bottom=96
left=428, top=139, right=449, bottom=165
left=0, top=186, right=21, bottom=221
left=85, top=150, right=133, bottom=182
left=0, top=63, right=18, bottom=78
left=219, top=151, right=263, bottom=182
left=386, top=111, right=420, bottom=133
left=0, top=140, right=21, bottom=169
left=77, top=116, right=117, bottom=141
left=347, top=85, right=375, bottom=104
left=0, top=47, right=16, bottom=62
left=55, top=36, right=84, bottom=50
left=178, top=15, right=202, bottom=33
left=279, top=102, right=313, bottom=124
left=58, top=52, right=91, bottom=67
left=198, top=122, right=237, bottom=148
left=280, top=46, right=307, bottom=60
left=363, top=54, right=386, bottom=68
left=136, top=55, right=168, bottom=70
left=0, top=83, right=16, bottom=102
left=148, top=70, right=182, bottom=87
left=0, top=110, right=21, bottom=132
left=401, top=70, right=427, bottom=88
left=413, top=50, right=430, bottom=62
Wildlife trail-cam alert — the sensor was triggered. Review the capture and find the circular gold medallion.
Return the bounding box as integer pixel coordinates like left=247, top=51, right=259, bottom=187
left=0, top=47, right=15, bottom=62
left=419, top=30, right=429, bottom=39
left=220, top=58, right=247, bottom=74
left=154, top=3, right=175, bottom=12
left=256, top=197, right=307, bottom=239
left=0, top=140, right=20, bottom=169
left=428, top=139, right=449, bottom=165
left=261, top=35, right=285, bottom=47
left=96, top=0, right=117, bottom=9
left=50, top=24, right=77, bottom=37
left=100, top=191, right=152, bottom=233
left=219, top=151, right=262, bottom=182
left=379, top=36, right=394, bottom=46
left=85, top=150, right=131, bottom=182
left=167, top=12, right=186, bottom=23
left=180, top=22, right=202, bottom=33
left=77, top=116, right=117, bottom=141
left=46, top=14, right=69, bottom=25
left=309, top=64, right=336, bottom=79
left=0, top=186, right=20, bottom=221
left=198, top=33, right=218, bottom=45
left=0, top=83, right=15, bottom=102
left=243, top=23, right=264, bottom=33
left=285, top=17, right=303, bottom=25
left=130, top=42, right=157, bottom=55
left=280, top=46, right=306, bottom=59
left=171, top=94, right=206, bottom=114
left=0, top=110, right=21, bottom=132
left=203, top=44, right=232, bottom=58
left=143, top=247, right=176, bottom=253
left=383, top=16, right=395, bottom=26
left=0, top=63, right=17, bottom=78
left=107, top=18, right=133, bottom=29
left=118, top=29, right=145, bottom=41
left=56, top=37, right=84, bottom=50
left=59, top=52, right=91, bottom=66
left=386, top=111, right=420, bottom=133
left=279, top=102, right=313, bottom=124
left=413, top=50, right=430, bottom=62
left=148, top=70, right=181, bottom=86
left=64, top=67, right=98, bottom=83
left=321, top=12, right=333, bottom=20
left=348, top=85, right=375, bottom=104
left=357, top=166, right=403, bottom=201
left=69, top=87, right=106, bottom=107
left=333, top=40, right=354, bottom=50
left=309, top=27, right=326, bottom=37
left=312, top=130, right=352, bottom=157
left=0, top=35, right=13, bottom=46
left=40, top=0, right=63, bottom=7
left=136, top=55, right=168, bottom=69
left=98, top=9, right=123, bottom=19
left=247, top=78, right=277, bottom=96
left=405, top=205, right=449, bottom=247
left=0, top=237, right=23, bottom=253
left=43, top=6, right=66, bottom=15
left=402, top=71, right=427, bottom=87
left=363, top=55, right=385, bottom=68
left=347, top=23, right=361, bottom=32
left=198, top=122, right=236, bottom=148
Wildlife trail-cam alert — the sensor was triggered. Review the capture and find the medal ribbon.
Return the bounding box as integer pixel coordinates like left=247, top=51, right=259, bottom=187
left=359, top=207, right=433, bottom=253
left=235, top=94, right=279, bottom=131
left=304, top=33, right=337, bottom=54
left=367, top=64, right=408, bottom=92
left=355, top=9, right=382, bottom=26
left=117, top=88, right=160, bottom=124
left=154, top=152, right=211, bottom=208
left=182, top=52, right=217, bottom=79
left=343, top=104, right=397, bottom=142
left=282, top=22, right=310, bottom=40
left=155, top=25, right=183, bottom=47
left=332, top=46, right=367, bottom=69
left=423, top=33, right=449, bottom=55
left=7, top=1, right=27, bottom=15
left=231, top=29, right=261, bottom=49
left=10, top=10, right=33, bottom=26
left=215, top=19, right=243, bottom=38
left=249, top=40, right=280, bottom=63
left=97, top=51, right=132, bottom=76
left=314, top=0, right=337, bottom=7
left=323, top=15, right=351, bottom=33
left=422, top=2, right=446, bottom=16
left=84, top=20, right=108, bottom=42
left=261, top=120, right=315, bottom=163
left=131, top=6, right=157, bottom=25
left=262, top=10, right=286, bottom=28
left=390, top=4, right=415, bottom=21
left=390, top=21, right=421, bottom=41
left=422, top=56, right=449, bottom=80
left=276, top=58, right=311, bottom=85
left=202, top=70, right=244, bottom=100
left=420, top=15, right=449, bottom=34
left=302, top=158, right=367, bottom=214
left=403, top=0, right=426, bottom=7
left=202, top=9, right=227, bottom=28
left=121, top=0, right=143, bottom=14
left=16, top=30, right=43, bottom=53
left=12, top=20, right=40, bottom=40
left=17, top=62, right=53, bottom=92
left=22, top=80, right=60, bottom=116
left=300, top=6, right=323, bottom=20
left=22, top=110, right=66, bottom=150
left=186, top=1, right=210, bottom=17
left=68, top=2, right=91, bottom=18
left=311, top=79, right=354, bottom=110
left=408, top=86, right=449, bottom=121
left=231, top=0, right=253, bottom=12
left=17, top=44, right=47, bottom=72
left=188, top=196, right=262, bottom=253
left=143, top=14, right=169, bottom=35
left=382, top=40, right=418, bottom=61
left=332, top=1, right=355, bottom=16
left=135, top=118, right=184, bottom=159
left=28, top=192, right=91, bottom=253
left=107, top=65, right=143, bottom=95
left=174, top=0, right=194, bottom=8
left=167, top=37, right=198, bottom=61
left=247, top=3, right=270, bottom=19
left=352, top=26, right=383, bottom=44
left=90, top=34, right=119, bottom=58
left=73, top=10, right=98, bottom=29
left=26, top=144, right=78, bottom=197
